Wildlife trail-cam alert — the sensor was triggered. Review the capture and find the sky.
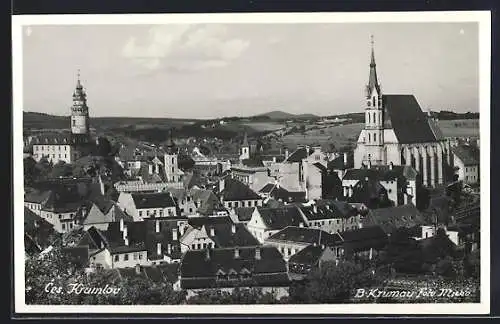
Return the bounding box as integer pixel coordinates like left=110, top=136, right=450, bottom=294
left=22, top=22, right=479, bottom=119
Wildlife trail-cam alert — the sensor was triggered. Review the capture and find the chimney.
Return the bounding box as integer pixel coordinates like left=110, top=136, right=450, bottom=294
left=135, top=264, right=141, bottom=275
left=205, top=248, right=211, bottom=261
left=98, top=174, right=105, bottom=195
left=167, top=243, right=172, bottom=255
left=389, top=162, right=394, bottom=170
left=348, top=186, right=354, bottom=197
left=180, top=224, right=185, bottom=236
left=343, top=186, right=348, bottom=197
left=210, top=227, right=215, bottom=236
left=343, top=153, right=348, bottom=166
left=219, top=178, right=225, bottom=193
left=148, top=164, right=153, bottom=175
left=313, top=205, right=317, bottom=213
left=368, top=160, right=372, bottom=169
left=157, top=242, right=162, bottom=256
left=404, top=193, right=409, bottom=205
left=155, top=220, right=160, bottom=233
left=234, top=248, right=240, bottom=259
left=285, top=149, right=289, bottom=159
left=123, top=225, right=128, bottom=242
left=120, top=218, right=124, bottom=231
left=255, top=247, right=261, bottom=260
left=172, top=228, right=178, bottom=241
left=231, top=224, right=236, bottom=234
left=321, top=244, right=325, bottom=249
left=273, top=157, right=276, bottom=163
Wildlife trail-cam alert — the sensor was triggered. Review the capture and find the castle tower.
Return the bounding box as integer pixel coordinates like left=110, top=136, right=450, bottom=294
left=71, top=70, right=90, bottom=136
left=363, top=36, right=384, bottom=166
left=239, top=132, right=250, bottom=161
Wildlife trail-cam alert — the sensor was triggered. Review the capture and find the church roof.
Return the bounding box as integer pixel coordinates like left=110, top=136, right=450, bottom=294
left=382, top=94, right=438, bottom=144
left=452, top=145, right=479, bottom=166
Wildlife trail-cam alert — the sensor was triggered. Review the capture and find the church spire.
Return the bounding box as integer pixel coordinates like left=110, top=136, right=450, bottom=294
left=366, top=35, right=381, bottom=97
left=242, top=132, right=249, bottom=147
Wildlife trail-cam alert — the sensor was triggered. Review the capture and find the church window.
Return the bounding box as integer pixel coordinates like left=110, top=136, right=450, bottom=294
left=367, top=101, right=371, bottom=107
left=372, top=97, right=376, bottom=107
left=374, top=133, right=377, bottom=142
left=373, top=112, right=376, bottom=124
left=172, top=157, right=175, bottom=164
left=171, top=167, right=174, bottom=173
left=367, top=113, right=370, bottom=123
left=368, top=133, right=371, bottom=142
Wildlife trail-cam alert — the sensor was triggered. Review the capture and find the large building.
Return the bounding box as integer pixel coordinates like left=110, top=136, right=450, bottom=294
left=353, top=37, right=452, bottom=188
left=31, top=71, right=92, bottom=164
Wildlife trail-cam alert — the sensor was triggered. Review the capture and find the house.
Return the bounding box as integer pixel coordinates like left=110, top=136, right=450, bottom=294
left=344, top=176, right=393, bottom=210
left=117, top=191, right=178, bottom=221
left=342, top=165, right=419, bottom=207
left=80, top=197, right=133, bottom=230
left=258, top=183, right=307, bottom=204
left=288, top=245, right=338, bottom=278
left=165, top=187, right=223, bottom=217
left=273, top=145, right=328, bottom=200
left=451, top=145, right=479, bottom=184
left=361, top=203, right=425, bottom=235
left=216, top=177, right=264, bottom=209
left=144, top=217, right=188, bottom=264
left=179, top=246, right=290, bottom=298
left=24, top=188, right=52, bottom=216
left=337, top=226, right=388, bottom=261
left=264, top=226, right=342, bottom=261
left=297, top=200, right=362, bottom=233
left=246, top=205, right=307, bottom=243
left=327, top=152, right=354, bottom=179
left=231, top=147, right=275, bottom=193
left=78, top=221, right=150, bottom=269
left=38, top=188, right=83, bottom=233
left=180, top=216, right=259, bottom=253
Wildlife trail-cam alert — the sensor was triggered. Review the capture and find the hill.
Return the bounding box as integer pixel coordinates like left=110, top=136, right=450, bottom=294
left=256, top=110, right=319, bottom=120
left=23, top=111, right=198, bottom=131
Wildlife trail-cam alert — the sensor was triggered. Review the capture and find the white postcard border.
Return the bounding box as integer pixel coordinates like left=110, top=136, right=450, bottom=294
left=12, top=11, right=491, bottom=315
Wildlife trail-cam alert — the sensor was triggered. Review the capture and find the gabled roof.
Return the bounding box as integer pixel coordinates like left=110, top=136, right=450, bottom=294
left=194, top=222, right=260, bottom=248
left=267, top=226, right=342, bottom=246
left=305, top=200, right=359, bottom=220
left=284, top=147, right=314, bottom=163
left=219, top=177, right=261, bottom=201
left=24, top=189, right=52, bottom=204
left=265, top=185, right=307, bottom=204
left=144, top=218, right=184, bottom=260
left=31, top=133, right=90, bottom=146
left=131, top=192, right=177, bottom=209
left=288, top=245, right=331, bottom=266
left=382, top=94, right=438, bottom=144
left=234, top=207, right=255, bottom=222
left=338, top=226, right=388, bottom=254
left=180, top=246, right=289, bottom=289
left=188, top=216, right=233, bottom=229
left=313, top=162, right=327, bottom=173
left=256, top=206, right=306, bottom=230
left=241, top=156, right=265, bottom=168
left=362, top=204, right=425, bottom=234
left=452, top=145, right=479, bottom=166
left=259, top=183, right=275, bottom=194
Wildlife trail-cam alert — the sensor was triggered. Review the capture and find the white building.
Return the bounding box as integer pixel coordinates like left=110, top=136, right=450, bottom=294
left=451, top=145, right=479, bottom=184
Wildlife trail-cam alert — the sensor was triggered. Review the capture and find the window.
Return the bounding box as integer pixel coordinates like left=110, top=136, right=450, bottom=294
left=372, top=97, right=376, bottom=107
left=160, top=210, right=164, bottom=217
left=197, top=243, right=201, bottom=249
left=139, top=211, right=143, bottom=217
left=114, top=255, right=119, bottom=262
left=368, top=133, right=371, bottom=142
left=228, top=202, right=232, bottom=208
left=62, top=223, right=66, bottom=230
left=72, top=119, right=76, bottom=126
left=191, top=244, right=196, bottom=250
left=134, top=253, right=138, bottom=260
left=124, top=254, right=129, bottom=261
left=172, top=157, right=175, bottom=164
left=171, top=167, right=174, bottom=173
left=138, top=253, right=143, bottom=260
left=235, top=202, right=239, bottom=208
left=189, top=208, right=193, bottom=213
left=374, top=133, right=377, bottom=142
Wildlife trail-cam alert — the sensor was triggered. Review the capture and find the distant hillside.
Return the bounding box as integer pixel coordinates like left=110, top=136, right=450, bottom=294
left=23, top=111, right=198, bottom=131
left=256, top=110, right=319, bottom=120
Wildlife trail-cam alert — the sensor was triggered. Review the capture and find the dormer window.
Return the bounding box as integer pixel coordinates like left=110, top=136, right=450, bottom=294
left=228, top=269, right=238, bottom=280
left=216, top=269, right=227, bottom=281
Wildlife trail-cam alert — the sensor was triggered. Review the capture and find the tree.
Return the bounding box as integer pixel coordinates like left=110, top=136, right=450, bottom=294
left=96, top=137, right=112, bottom=157
left=186, top=287, right=279, bottom=304
left=24, top=156, right=39, bottom=185
left=49, top=161, right=74, bottom=178
left=178, top=154, right=195, bottom=172
left=291, top=261, right=380, bottom=303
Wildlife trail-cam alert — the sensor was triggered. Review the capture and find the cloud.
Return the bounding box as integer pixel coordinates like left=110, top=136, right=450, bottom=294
left=122, top=24, right=250, bottom=72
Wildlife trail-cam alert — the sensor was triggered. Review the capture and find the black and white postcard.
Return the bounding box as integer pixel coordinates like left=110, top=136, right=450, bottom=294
left=12, top=11, right=491, bottom=315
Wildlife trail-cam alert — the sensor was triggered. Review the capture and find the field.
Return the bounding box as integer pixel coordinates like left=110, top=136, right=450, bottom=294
left=437, top=119, right=480, bottom=138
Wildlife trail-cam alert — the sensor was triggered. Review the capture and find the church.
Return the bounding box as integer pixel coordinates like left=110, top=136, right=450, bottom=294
left=353, top=37, right=452, bottom=188
left=31, top=71, right=92, bottom=164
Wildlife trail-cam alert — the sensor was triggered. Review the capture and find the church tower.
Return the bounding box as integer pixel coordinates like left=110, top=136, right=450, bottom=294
left=71, top=70, right=90, bottom=136
left=239, top=132, right=250, bottom=161
left=363, top=36, right=384, bottom=166
left=164, top=130, right=183, bottom=183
